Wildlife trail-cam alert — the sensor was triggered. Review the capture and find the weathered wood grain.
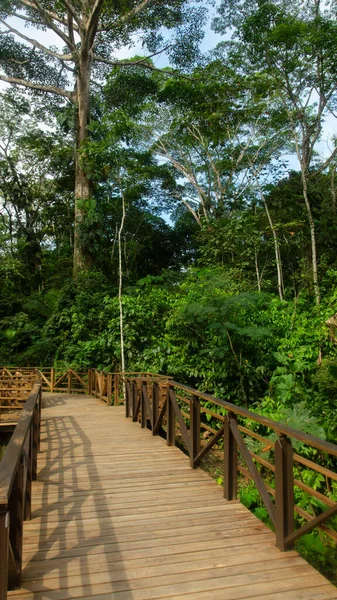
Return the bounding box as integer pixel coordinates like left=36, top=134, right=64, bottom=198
left=8, top=393, right=337, bottom=600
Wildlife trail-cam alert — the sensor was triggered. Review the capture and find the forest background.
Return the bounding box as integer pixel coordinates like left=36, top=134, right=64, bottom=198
left=1, top=0, right=337, bottom=575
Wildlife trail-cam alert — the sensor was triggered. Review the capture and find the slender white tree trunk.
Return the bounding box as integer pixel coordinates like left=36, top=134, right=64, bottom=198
left=254, top=249, right=262, bottom=292
left=331, top=166, right=336, bottom=213
left=301, top=171, right=320, bottom=305
left=118, top=185, right=126, bottom=373
left=259, top=189, right=284, bottom=301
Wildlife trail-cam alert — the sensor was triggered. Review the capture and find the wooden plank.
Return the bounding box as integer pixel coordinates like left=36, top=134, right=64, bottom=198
left=9, top=562, right=318, bottom=598
left=22, top=517, right=264, bottom=547
left=19, top=546, right=300, bottom=579
left=13, top=556, right=307, bottom=590
left=8, top=572, right=334, bottom=600
left=7, top=392, right=336, bottom=600
left=0, top=385, right=40, bottom=504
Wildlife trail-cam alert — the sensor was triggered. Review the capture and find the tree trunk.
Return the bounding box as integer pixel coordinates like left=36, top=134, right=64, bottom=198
left=301, top=172, right=320, bottom=305
left=260, top=192, right=284, bottom=301
left=118, top=185, right=126, bottom=374
left=254, top=249, right=262, bottom=292
left=331, top=165, right=336, bottom=213
left=73, top=55, right=93, bottom=277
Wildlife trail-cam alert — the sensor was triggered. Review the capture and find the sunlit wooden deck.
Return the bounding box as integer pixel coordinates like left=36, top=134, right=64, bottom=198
left=8, top=393, right=337, bottom=600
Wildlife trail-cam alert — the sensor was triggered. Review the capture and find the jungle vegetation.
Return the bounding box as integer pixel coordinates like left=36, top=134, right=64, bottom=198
left=1, top=0, right=337, bottom=580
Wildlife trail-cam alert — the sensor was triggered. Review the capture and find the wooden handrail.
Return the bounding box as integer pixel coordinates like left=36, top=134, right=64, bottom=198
left=0, top=382, right=42, bottom=600
left=0, top=384, right=40, bottom=503
left=169, top=381, right=337, bottom=456
left=0, top=368, right=169, bottom=405
left=122, top=375, right=337, bottom=554
left=1, top=366, right=336, bottom=571
left=0, top=367, right=88, bottom=396
left=89, top=369, right=170, bottom=406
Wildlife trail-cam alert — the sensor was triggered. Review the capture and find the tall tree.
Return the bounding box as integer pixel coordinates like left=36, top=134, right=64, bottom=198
left=214, top=0, right=337, bottom=303
left=149, top=61, right=287, bottom=224
left=0, top=92, right=73, bottom=283
left=0, top=0, right=207, bottom=275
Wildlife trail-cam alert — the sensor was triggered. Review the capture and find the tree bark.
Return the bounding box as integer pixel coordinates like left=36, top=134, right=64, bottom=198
left=263, top=199, right=284, bottom=302
left=301, top=170, right=320, bottom=305
left=254, top=249, right=262, bottom=292
left=118, top=184, right=126, bottom=374
left=331, top=165, right=336, bottom=213
left=73, top=53, right=93, bottom=277
left=257, top=186, right=284, bottom=301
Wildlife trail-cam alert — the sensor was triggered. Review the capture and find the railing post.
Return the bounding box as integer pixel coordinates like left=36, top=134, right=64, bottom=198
left=87, top=369, right=92, bottom=395
left=0, top=505, right=9, bottom=600
left=107, top=373, right=112, bottom=406
left=67, top=370, right=71, bottom=394
left=166, top=387, right=175, bottom=447
left=23, top=429, right=32, bottom=522
left=141, top=382, right=147, bottom=428
left=50, top=368, right=55, bottom=393
left=125, top=380, right=130, bottom=418
left=132, top=381, right=138, bottom=422
left=93, top=371, right=97, bottom=397
left=8, top=456, right=24, bottom=590
left=99, top=373, right=103, bottom=402
left=38, top=386, right=42, bottom=453
left=114, top=374, right=119, bottom=406
left=190, top=395, right=200, bottom=469
left=223, top=413, right=238, bottom=500
left=275, top=434, right=294, bottom=551
left=152, top=383, right=159, bottom=435
left=32, top=405, right=39, bottom=481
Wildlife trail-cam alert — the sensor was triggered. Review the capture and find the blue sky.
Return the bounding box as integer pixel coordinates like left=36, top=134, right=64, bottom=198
left=5, top=2, right=223, bottom=68
left=2, top=1, right=337, bottom=168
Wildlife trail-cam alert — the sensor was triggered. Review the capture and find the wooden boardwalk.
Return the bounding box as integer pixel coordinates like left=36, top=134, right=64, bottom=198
left=8, top=393, right=337, bottom=600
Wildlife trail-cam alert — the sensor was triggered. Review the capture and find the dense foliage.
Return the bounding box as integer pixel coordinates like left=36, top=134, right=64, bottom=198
left=1, top=0, right=337, bottom=582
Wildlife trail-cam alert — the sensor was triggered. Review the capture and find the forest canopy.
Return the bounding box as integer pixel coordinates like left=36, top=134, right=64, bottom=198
left=2, top=0, right=337, bottom=579
left=0, top=0, right=337, bottom=434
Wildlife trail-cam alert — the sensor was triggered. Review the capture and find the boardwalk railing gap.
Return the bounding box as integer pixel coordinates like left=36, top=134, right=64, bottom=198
left=0, top=366, right=337, bottom=598
left=123, top=375, right=337, bottom=554
left=0, top=380, right=41, bottom=599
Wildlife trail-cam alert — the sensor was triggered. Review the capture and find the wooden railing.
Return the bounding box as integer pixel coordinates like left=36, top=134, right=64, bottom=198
left=0, top=369, right=35, bottom=425
left=89, top=370, right=169, bottom=406
left=123, top=376, right=337, bottom=553
left=0, top=381, right=42, bottom=600
left=0, top=367, right=88, bottom=395
left=0, top=367, right=167, bottom=407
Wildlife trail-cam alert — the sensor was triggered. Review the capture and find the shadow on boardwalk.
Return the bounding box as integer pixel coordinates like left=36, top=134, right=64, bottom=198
left=16, top=394, right=133, bottom=599
left=7, top=393, right=337, bottom=600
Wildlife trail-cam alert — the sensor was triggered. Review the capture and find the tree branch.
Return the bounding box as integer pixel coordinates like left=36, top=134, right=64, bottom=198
left=67, top=11, right=76, bottom=48
left=29, top=0, right=76, bottom=50
left=0, top=74, right=74, bottom=100
left=114, top=0, right=154, bottom=27
left=87, top=0, right=105, bottom=49
left=16, top=0, right=79, bottom=44
left=17, top=0, right=68, bottom=25
left=311, top=146, right=337, bottom=178
left=156, top=139, right=209, bottom=220
left=8, top=11, right=51, bottom=27
left=93, top=49, right=180, bottom=77
left=6, top=46, right=36, bottom=68
left=175, top=192, right=201, bottom=225
left=0, top=18, right=74, bottom=61
left=55, top=0, right=81, bottom=28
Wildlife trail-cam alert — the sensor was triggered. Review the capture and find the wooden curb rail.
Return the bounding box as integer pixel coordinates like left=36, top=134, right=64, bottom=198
left=1, top=368, right=337, bottom=598
left=124, top=376, right=337, bottom=554
left=0, top=367, right=168, bottom=407
left=0, top=382, right=42, bottom=600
